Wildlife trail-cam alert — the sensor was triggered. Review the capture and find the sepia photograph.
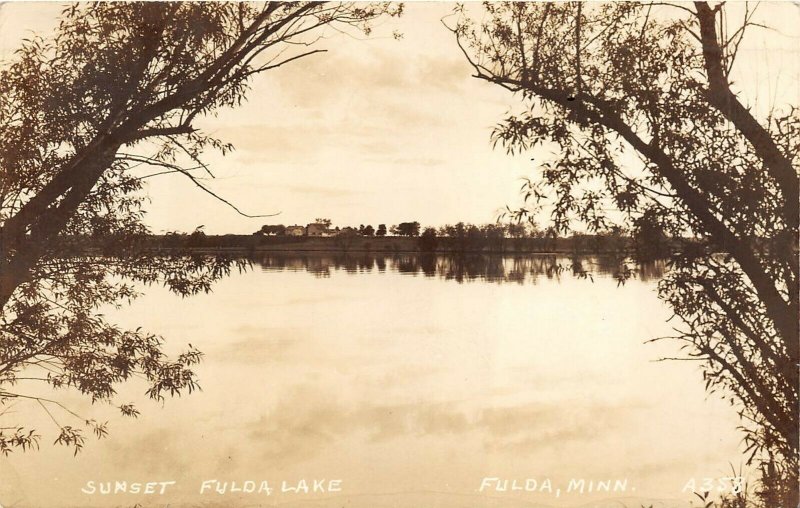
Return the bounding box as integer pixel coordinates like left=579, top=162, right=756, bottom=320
left=0, top=1, right=797, bottom=507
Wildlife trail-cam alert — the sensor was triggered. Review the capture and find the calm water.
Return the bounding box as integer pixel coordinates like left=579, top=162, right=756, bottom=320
left=1, top=254, right=745, bottom=507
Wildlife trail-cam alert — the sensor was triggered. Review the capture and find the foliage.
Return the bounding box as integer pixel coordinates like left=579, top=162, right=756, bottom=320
left=450, top=0, right=798, bottom=499
left=418, top=227, right=439, bottom=252
left=334, top=227, right=358, bottom=252
left=391, top=221, right=421, bottom=237
left=257, top=224, right=286, bottom=236
left=437, top=222, right=544, bottom=252
left=0, top=1, right=400, bottom=453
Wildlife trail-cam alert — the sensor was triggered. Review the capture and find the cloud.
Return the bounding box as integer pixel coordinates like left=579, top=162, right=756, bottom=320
left=104, top=426, right=193, bottom=475
left=362, top=156, right=446, bottom=167
left=475, top=401, right=647, bottom=454
left=280, top=184, right=363, bottom=199
left=210, top=123, right=333, bottom=161
left=269, top=37, right=471, bottom=107
left=241, top=381, right=648, bottom=466
left=244, top=385, right=472, bottom=464
left=213, top=333, right=301, bottom=365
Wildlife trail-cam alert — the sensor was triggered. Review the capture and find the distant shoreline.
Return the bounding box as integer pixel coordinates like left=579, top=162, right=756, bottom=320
left=178, top=247, right=601, bottom=255
left=131, top=234, right=644, bottom=256
left=65, top=233, right=683, bottom=257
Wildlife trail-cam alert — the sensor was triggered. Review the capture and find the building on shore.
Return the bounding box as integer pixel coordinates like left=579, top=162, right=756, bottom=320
left=306, top=223, right=329, bottom=236
left=285, top=225, right=305, bottom=236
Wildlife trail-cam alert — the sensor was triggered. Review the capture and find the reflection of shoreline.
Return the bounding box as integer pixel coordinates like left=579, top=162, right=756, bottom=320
left=129, top=233, right=657, bottom=256
left=248, top=252, right=667, bottom=284
left=13, top=250, right=735, bottom=508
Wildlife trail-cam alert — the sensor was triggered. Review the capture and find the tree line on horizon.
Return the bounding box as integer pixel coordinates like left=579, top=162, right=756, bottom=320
left=237, top=219, right=670, bottom=258
left=253, top=219, right=661, bottom=240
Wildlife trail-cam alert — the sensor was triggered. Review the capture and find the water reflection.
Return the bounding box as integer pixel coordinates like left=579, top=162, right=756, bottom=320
left=2, top=251, right=742, bottom=508
left=251, top=252, right=667, bottom=284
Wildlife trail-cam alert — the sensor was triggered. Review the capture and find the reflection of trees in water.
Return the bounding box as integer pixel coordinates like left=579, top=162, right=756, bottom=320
left=250, top=252, right=665, bottom=284
left=253, top=252, right=379, bottom=278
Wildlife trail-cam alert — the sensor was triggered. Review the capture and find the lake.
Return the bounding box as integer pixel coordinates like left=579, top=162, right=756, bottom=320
left=0, top=253, right=746, bottom=507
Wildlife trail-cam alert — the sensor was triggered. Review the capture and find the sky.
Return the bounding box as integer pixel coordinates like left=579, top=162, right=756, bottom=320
left=0, top=1, right=798, bottom=234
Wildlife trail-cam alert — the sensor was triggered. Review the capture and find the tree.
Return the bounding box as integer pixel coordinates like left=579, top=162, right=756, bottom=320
left=482, top=224, right=506, bottom=252
left=418, top=227, right=439, bottom=252
left=452, top=2, right=798, bottom=501
left=0, top=2, right=400, bottom=454
left=257, top=224, right=286, bottom=236
left=440, top=222, right=467, bottom=252
left=466, top=224, right=486, bottom=251
left=393, top=221, right=421, bottom=237
left=632, top=210, right=670, bottom=261
left=314, top=218, right=333, bottom=227
left=187, top=225, right=208, bottom=248
left=363, top=224, right=375, bottom=236
left=376, top=224, right=387, bottom=236
left=506, top=223, right=527, bottom=239
left=334, top=227, right=358, bottom=252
